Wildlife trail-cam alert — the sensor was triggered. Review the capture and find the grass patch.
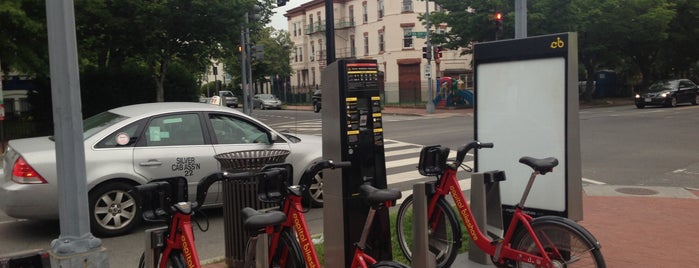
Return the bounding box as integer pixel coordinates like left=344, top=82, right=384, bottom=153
left=312, top=205, right=470, bottom=265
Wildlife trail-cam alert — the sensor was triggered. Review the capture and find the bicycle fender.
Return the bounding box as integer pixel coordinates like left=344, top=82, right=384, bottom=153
left=530, top=216, right=603, bottom=250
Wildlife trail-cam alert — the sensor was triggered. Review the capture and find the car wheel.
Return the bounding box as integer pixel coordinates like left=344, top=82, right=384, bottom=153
left=303, top=171, right=324, bottom=208
left=669, top=96, right=677, bottom=107
left=691, top=95, right=698, bottom=105
left=89, top=181, right=141, bottom=237
left=635, top=103, right=645, bottom=109
left=313, top=103, right=321, bottom=113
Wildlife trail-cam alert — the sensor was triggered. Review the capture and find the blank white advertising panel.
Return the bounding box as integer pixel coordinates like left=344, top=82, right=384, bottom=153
left=476, top=58, right=566, bottom=211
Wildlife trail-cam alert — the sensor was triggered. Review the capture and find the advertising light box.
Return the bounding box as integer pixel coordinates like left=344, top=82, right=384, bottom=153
left=473, top=33, right=582, bottom=220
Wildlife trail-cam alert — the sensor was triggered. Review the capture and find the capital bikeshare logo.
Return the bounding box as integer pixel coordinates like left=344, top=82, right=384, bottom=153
left=550, top=37, right=565, bottom=49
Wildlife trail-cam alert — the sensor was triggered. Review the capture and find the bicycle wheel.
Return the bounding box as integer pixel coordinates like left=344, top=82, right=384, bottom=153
left=511, top=217, right=605, bottom=268
left=369, top=260, right=411, bottom=268
left=270, top=229, right=306, bottom=268
left=395, top=194, right=461, bottom=268
left=138, top=251, right=187, bottom=268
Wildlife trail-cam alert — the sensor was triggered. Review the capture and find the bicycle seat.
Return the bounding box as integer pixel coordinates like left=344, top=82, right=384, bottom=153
left=519, top=156, right=559, bottom=175
left=359, top=184, right=402, bottom=206
left=241, top=207, right=287, bottom=235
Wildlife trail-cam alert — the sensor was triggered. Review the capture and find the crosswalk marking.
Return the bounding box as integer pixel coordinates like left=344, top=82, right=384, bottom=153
left=262, top=117, right=610, bottom=201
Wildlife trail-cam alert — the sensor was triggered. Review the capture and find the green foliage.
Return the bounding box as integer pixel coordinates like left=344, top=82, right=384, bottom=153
left=225, top=27, right=294, bottom=83
left=0, top=0, right=48, bottom=75
left=430, top=0, right=696, bottom=98
left=80, top=64, right=155, bottom=117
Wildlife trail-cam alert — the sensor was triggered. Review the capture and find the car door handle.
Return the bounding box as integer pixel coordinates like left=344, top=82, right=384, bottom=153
left=139, top=160, right=163, bottom=167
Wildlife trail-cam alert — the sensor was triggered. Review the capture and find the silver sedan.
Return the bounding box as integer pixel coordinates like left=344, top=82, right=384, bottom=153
left=0, top=102, right=324, bottom=236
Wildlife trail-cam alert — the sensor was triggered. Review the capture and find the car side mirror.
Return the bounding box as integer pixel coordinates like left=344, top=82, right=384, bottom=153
left=268, top=132, right=278, bottom=144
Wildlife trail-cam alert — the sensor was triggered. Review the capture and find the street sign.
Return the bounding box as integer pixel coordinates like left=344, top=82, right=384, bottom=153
left=425, top=64, right=431, bottom=78
left=411, top=31, right=427, bottom=38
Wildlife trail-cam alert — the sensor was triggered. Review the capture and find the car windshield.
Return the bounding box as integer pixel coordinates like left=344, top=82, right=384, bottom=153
left=258, top=94, right=277, bottom=100
left=648, top=80, right=678, bottom=92
left=83, top=111, right=128, bottom=139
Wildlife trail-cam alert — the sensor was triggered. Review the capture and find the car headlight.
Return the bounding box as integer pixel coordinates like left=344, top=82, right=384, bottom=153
left=660, top=92, right=669, bottom=98
left=635, top=94, right=640, bottom=98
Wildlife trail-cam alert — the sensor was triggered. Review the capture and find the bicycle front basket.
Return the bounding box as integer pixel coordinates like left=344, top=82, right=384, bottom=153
left=418, top=145, right=450, bottom=176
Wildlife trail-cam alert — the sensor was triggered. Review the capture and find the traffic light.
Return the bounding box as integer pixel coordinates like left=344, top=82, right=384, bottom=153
left=277, top=0, right=287, bottom=7
left=494, top=12, right=503, bottom=33
left=433, top=46, right=443, bottom=60
left=251, top=44, right=265, bottom=60
left=422, top=46, right=432, bottom=60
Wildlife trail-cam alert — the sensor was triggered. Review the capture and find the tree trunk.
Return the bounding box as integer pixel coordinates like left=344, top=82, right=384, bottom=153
left=581, top=56, right=596, bottom=103
left=152, top=58, right=169, bottom=102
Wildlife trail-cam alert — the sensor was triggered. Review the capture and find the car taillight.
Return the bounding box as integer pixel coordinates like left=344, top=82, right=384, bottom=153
left=12, top=157, right=47, bottom=184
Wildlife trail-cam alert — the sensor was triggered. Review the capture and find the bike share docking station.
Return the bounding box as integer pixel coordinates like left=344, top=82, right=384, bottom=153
left=468, top=32, right=583, bottom=264
left=321, top=59, right=394, bottom=267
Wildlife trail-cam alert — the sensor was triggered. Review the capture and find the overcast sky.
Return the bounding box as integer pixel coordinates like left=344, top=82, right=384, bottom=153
left=269, top=2, right=304, bottom=31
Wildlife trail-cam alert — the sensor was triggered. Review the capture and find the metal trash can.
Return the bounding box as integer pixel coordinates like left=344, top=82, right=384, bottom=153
left=214, top=149, right=290, bottom=267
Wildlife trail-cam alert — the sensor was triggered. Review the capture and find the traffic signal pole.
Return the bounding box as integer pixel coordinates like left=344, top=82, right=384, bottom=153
left=424, top=0, right=435, bottom=114
left=515, top=0, right=527, bottom=39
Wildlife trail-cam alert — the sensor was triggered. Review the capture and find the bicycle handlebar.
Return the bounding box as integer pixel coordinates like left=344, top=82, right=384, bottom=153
left=298, top=160, right=351, bottom=189
left=455, top=141, right=494, bottom=165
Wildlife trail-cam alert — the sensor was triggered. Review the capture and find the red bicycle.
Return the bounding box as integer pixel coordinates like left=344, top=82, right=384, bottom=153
left=394, top=141, right=605, bottom=267
left=134, top=172, right=254, bottom=268
left=241, top=160, right=410, bottom=268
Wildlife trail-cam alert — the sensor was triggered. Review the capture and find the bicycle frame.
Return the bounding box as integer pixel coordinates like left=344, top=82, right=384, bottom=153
left=271, top=187, right=386, bottom=268
left=431, top=167, right=557, bottom=267
left=159, top=212, right=201, bottom=268
left=274, top=191, right=322, bottom=267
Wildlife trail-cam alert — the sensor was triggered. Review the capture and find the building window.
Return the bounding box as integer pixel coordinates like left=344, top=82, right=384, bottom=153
left=362, top=2, right=368, bottom=23
left=363, top=34, right=369, bottom=55
left=378, top=31, right=385, bottom=52
left=312, top=67, right=316, bottom=85
left=378, top=0, right=384, bottom=19
left=298, top=46, right=303, bottom=62
left=310, top=41, right=315, bottom=61
left=402, top=0, right=413, bottom=12
left=403, top=28, right=413, bottom=48
left=293, top=23, right=297, bottom=37
left=349, top=6, right=355, bottom=24
left=309, top=15, right=314, bottom=32
left=350, top=35, right=356, bottom=57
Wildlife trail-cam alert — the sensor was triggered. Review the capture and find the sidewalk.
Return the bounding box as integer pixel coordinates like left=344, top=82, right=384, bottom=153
left=202, top=186, right=699, bottom=267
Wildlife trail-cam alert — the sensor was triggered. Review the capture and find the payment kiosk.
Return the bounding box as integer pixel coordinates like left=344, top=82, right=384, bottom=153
left=321, top=59, right=392, bottom=267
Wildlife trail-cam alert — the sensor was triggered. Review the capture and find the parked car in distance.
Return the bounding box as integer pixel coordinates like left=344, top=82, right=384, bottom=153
left=0, top=102, right=325, bottom=237
left=634, top=79, right=698, bottom=108
left=312, top=89, right=322, bottom=113
left=200, top=90, right=239, bottom=108
left=253, top=94, right=283, bottom=110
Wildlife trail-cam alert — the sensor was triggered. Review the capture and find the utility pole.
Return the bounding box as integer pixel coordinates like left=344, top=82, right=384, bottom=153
left=425, top=0, right=435, bottom=114
left=324, top=0, right=335, bottom=65
left=515, top=0, right=527, bottom=39
left=45, top=0, right=107, bottom=266
left=241, top=21, right=250, bottom=114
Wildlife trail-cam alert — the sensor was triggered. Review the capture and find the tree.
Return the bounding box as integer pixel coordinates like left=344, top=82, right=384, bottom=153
left=659, top=0, right=699, bottom=79
left=428, top=0, right=512, bottom=52
left=74, top=0, right=258, bottom=102
left=223, top=26, right=293, bottom=95
left=0, top=0, right=48, bottom=76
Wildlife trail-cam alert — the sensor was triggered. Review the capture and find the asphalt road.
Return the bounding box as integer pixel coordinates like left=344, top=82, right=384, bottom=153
left=1, top=103, right=698, bottom=266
